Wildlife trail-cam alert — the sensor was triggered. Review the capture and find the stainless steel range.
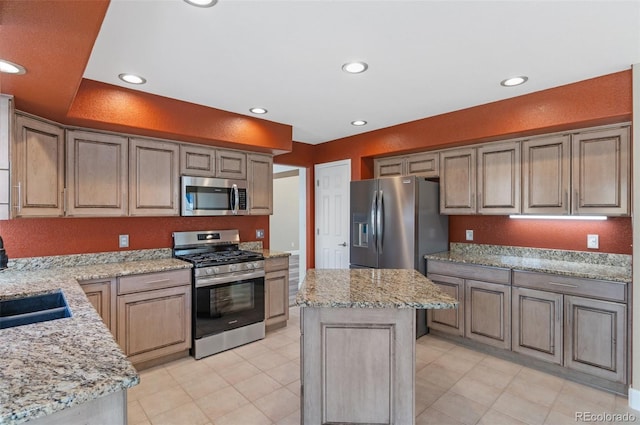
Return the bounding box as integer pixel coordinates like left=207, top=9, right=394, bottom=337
left=173, top=229, right=265, bottom=359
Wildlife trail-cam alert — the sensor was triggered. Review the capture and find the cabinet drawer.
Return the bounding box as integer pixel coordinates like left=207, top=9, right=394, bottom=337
left=426, top=260, right=510, bottom=285
left=118, top=269, right=191, bottom=295
left=265, top=256, right=289, bottom=272
left=512, top=270, right=626, bottom=303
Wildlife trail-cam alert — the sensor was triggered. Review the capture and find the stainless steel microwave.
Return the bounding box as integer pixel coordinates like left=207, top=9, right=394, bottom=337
left=181, top=176, right=248, bottom=216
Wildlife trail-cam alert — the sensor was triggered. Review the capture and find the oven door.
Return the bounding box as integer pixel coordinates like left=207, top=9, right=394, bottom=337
left=193, top=272, right=265, bottom=339
left=181, top=175, right=248, bottom=216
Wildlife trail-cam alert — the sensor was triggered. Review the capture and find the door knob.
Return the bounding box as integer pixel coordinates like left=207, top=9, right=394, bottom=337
left=338, top=242, right=347, bottom=247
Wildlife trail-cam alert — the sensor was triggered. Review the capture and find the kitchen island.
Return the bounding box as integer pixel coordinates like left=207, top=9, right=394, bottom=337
left=0, top=252, right=191, bottom=425
left=296, top=268, right=457, bottom=425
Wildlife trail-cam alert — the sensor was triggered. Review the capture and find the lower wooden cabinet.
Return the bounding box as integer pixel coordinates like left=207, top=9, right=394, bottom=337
left=426, top=274, right=464, bottom=336
left=265, top=256, right=289, bottom=331
left=80, top=278, right=117, bottom=337
left=465, top=280, right=511, bottom=349
left=116, top=269, right=191, bottom=366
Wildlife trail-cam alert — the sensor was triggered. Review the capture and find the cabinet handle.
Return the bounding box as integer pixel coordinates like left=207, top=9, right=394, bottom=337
left=548, top=281, right=578, bottom=288
left=63, top=188, right=67, bottom=214
left=143, top=279, right=172, bottom=286
left=13, top=182, right=21, bottom=212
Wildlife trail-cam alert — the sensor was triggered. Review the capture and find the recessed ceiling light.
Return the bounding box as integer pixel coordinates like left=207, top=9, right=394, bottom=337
left=342, top=62, right=368, bottom=74
left=184, top=0, right=218, bottom=7
left=250, top=107, right=268, bottom=114
left=500, top=76, right=528, bottom=87
left=351, top=120, right=367, bottom=126
left=0, top=59, right=26, bottom=75
left=118, top=73, right=147, bottom=85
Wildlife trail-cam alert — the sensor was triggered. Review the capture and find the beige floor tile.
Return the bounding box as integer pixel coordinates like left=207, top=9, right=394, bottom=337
left=195, top=386, right=250, bottom=420
left=431, top=391, right=488, bottom=425
left=261, top=332, right=297, bottom=350
left=417, top=363, right=464, bottom=389
left=560, top=380, right=616, bottom=410
left=233, top=372, right=283, bottom=401
left=478, top=408, right=529, bottom=425
left=253, top=387, right=300, bottom=422
left=464, top=363, right=515, bottom=390
left=448, top=345, right=487, bottom=363
left=415, top=343, right=447, bottom=364
left=432, top=353, right=478, bottom=375
left=233, top=340, right=272, bottom=359
left=551, top=390, right=613, bottom=420
left=129, top=367, right=180, bottom=401
left=179, top=371, right=230, bottom=400
left=213, top=403, right=272, bottom=425
left=138, top=385, right=193, bottom=418
left=505, top=374, right=561, bottom=407
left=127, top=400, right=149, bottom=425
left=265, top=360, right=300, bottom=386
left=216, top=360, right=262, bottom=385
left=274, top=409, right=300, bottom=425
left=492, top=392, right=550, bottom=425
left=247, top=350, right=290, bottom=371
left=543, top=410, right=579, bottom=425
left=516, top=366, right=565, bottom=389
left=200, top=349, right=245, bottom=371
left=276, top=341, right=301, bottom=360
left=166, top=358, right=214, bottom=384
left=449, top=375, right=503, bottom=407
left=479, top=356, right=523, bottom=376
left=286, top=380, right=301, bottom=397
left=415, top=378, right=449, bottom=415
left=416, top=407, right=464, bottom=425
left=148, top=401, right=209, bottom=425
left=417, top=335, right=457, bottom=352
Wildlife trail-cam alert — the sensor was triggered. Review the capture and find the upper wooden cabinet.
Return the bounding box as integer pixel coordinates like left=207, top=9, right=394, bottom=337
left=12, top=114, right=65, bottom=217
left=477, top=141, right=521, bottom=214
left=180, top=144, right=216, bottom=177
left=439, top=147, right=476, bottom=214
left=571, top=126, right=630, bottom=216
left=66, top=130, right=128, bottom=217
left=129, top=138, right=180, bottom=216
left=374, top=152, right=439, bottom=178
left=217, top=149, right=247, bottom=179
left=247, top=153, right=273, bottom=215
left=522, top=134, right=571, bottom=215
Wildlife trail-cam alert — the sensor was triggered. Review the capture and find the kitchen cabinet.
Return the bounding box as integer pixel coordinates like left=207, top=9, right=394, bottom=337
left=426, top=273, right=464, bottom=336
left=116, top=269, right=191, bottom=367
left=374, top=152, right=439, bottom=178
left=216, top=148, right=247, bottom=179
left=129, top=137, right=180, bottom=216
left=66, top=130, right=128, bottom=216
left=522, top=134, right=571, bottom=214
left=247, top=153, right=273, bottom=215
left=180, top=144, right=216, bottom=177
left=477, top=141, right=520, bottom=214
left=571, top=126, right=630, bottom=216
left=12, top=114, right=65, bottom=217
left=439, top=147, right=476, bottom=214
left=80, top=278, right=117, bottom=337
left=265, top=256, right=289, bottom=331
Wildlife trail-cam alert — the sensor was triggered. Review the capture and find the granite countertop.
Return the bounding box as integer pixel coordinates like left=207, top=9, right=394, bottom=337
left=296, top=268, right=458, bottom=309
left=424, top=243, right=632, bottom=283
left=0, top=253, right=191, bottom=425
left=258, top=249, right=291, bottom=259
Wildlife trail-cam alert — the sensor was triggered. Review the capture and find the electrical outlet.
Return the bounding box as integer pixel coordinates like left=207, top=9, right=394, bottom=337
left=587, top=234, right=599, bottom=249
left=256, top=229, right=265, bottom=239
left=119, top=234, right=129, bottom=248
left=465, top=230, right=474, bottom=241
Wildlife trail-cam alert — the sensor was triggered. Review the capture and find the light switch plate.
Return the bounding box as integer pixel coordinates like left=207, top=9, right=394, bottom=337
left=587, top=234, right=599, bottom=249
left=119, top=234, right=129, bottom=248
left=465, top=230, right=474, bottom=241
left=256, top=229, right=265, bottom=239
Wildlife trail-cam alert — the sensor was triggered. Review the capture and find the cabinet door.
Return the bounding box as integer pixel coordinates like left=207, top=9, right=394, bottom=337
left=426, top=274, right=464, bottom=336
left=180, top=144, right=216, bottom=177
left=571, top=126, right=630, bottom=216
left=522, top=135, right=570, bottom=215
left=406, top=152, right=439, bottom=178
left=440, top=148, right=476, bottom=214
left=477, top=141, right=520, bottom=214
left=512, top=287, right=562, bottom=364
left=247, top=153, right=273, bottom=215
left=80, top=279, right=117, bottom=338
left=12, top=114, right=65, bottom=217
left=465, top=280, right=511, bottom=349
left=564, top=295, right=626, bottom=383
left=216, top=149, right=247, bottom=179
left=265, top=269, right=289, bottom=328
left=129, top=138, right=179, bottom=216
left=374, top=157, right=404, bottom=178
left=117, top=285, right=191, bottom=365
left=66, top=130, right=128, bottom=216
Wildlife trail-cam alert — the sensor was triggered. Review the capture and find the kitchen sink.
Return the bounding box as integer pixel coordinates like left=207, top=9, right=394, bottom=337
left=0, top=291, right=71, bottom=329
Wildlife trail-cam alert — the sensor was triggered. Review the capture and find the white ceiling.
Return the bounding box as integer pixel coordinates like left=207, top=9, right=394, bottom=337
left=84, top=0, right=640, bottom=145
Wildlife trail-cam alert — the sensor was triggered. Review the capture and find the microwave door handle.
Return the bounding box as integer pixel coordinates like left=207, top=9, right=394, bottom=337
left=232, top=184, right=239, bottom=214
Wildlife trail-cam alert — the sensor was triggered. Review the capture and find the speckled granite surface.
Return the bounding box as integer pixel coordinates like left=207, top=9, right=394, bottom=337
left=259, top=249, right=291, bottom=258
left=0, top=256, right=192, bottom=425
left=425, top=243, right=631, bottom=283
left=296, top=269, right=458, bottom=309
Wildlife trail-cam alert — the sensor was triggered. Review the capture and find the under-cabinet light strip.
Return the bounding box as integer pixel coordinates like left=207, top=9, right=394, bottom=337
left=509, top=215, right=607, bottom=221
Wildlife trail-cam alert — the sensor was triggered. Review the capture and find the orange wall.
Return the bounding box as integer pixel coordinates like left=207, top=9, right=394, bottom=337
left=0, top=216, right=269, bottom=259
left=276, top=71, right=634, bottom=261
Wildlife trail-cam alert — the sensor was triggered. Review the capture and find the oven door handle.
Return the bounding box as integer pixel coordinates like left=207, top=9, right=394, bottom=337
left=195, top=270, right=265, bottom=287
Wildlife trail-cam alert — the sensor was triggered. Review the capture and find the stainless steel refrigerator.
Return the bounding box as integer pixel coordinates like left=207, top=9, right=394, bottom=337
left=350, top=175, right=448, bottom=336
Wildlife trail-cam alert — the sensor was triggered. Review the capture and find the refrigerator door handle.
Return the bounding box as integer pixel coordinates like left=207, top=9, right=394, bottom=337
left=377, top=190, right=384, bottom=252
left=371, top=191, right=378, bottom=248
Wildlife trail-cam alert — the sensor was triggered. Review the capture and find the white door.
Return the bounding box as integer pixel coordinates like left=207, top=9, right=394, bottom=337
left=315, top=159, right=351, bottom=269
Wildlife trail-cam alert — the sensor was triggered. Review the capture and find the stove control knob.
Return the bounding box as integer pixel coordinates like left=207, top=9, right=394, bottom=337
left=206, top=269, right=213, bottom=275
left=246, top=263, right=254, bottom=269
left=213, top=267, right=220, bottom=274
left=229, top=264, right=238, bottom=272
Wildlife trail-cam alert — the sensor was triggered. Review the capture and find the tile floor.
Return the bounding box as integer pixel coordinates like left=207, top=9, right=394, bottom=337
left=127, top=307, right=638, bottom=425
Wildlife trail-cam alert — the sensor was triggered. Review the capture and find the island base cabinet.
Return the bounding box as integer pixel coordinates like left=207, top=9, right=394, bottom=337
left=512, top=287, right=563, bottom=365
left=564, top=295, right=626, bottom=383
left=465, top=280, right=511, bottom=349
left=301, top=307, right=415, bottom=425
left=26, top=390, right=126, bottom=425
